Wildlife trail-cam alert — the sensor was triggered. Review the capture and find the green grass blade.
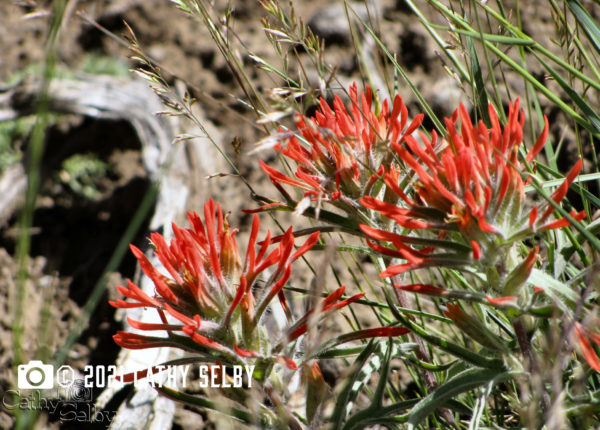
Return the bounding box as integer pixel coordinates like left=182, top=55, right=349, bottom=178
left=13, top=2, right=67, bottom=428
left=403, top=0, right=470, bottom=82
left=353, top=11, right=445, bottom=134
left=568, top=0, right=600, bottom=55
left=534, top=52, right=600, bottom=134
left=467, top=36, right=491, bottom=126
left=448, top=27, right=535, bottom=46
left=478, top=1, right=600, bottom=92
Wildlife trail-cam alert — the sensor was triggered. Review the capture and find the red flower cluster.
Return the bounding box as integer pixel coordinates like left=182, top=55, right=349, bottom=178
left=111, top=200, right=345, bottom=365
left=260, top=83, right=423, bottom=210
left=361, top=100, right=585, bottom=277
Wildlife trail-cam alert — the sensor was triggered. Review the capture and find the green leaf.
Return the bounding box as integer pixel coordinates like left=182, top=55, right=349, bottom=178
left=344, top=400, right=417, bottom=429
left=448, top=306, right=510, bottom=353
left=477, top=1, right=600, bottom=92
left=467, top=36, right=491, bottom=126
left=314, top=345, right=366, bottom=358
left=529, top=268, right=578, bottom=306
left=525, top=171, right=600, bottom=192
left=568, top=0, right=600, bottom=55
left=406, top=368, right=513, bottom=428
left=343, top=339, right=415, bottom=430
left=330, top=339, right=410, bottom=429
left=562, top=216, right=600, bottom=260
left=309, top=331, right=416, bottom=361
left=329, top=340, right=380, bottom=429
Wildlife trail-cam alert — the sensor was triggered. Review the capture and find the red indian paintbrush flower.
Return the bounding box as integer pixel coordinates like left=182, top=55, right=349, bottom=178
left=361, top=100, right=585, bottom=292
left=110, top=199, right=372, bottom=370
left=258, top=83, right=423, bottom=213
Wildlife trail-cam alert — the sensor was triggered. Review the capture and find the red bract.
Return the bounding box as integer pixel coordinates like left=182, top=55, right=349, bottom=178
left=286, top=285, right=365, bottom=340
left=361, top=100, right=585, bottom=277
left=575, top=322, right=600, bottom=371
left=110, top=199, right=321, bottom=366
left=259, top=83, right=423, bottom=210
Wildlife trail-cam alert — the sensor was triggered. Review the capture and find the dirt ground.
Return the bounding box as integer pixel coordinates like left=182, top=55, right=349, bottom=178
left=0, top=0, right=597, bottom=428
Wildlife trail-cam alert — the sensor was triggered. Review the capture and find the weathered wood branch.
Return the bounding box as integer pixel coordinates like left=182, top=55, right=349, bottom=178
left=0, top=73, right=226, bottom=429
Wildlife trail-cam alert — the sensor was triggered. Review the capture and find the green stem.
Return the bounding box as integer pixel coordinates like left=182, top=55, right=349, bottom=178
left=13, top=2, right=67, bottom=429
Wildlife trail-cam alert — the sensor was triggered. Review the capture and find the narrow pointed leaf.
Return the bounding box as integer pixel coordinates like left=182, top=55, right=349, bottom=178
left=568, top=0, right=600, bottom=55
left=467, top=36, right=491, bottom=126
left=330, top=340, right=379, bottom=429
left=529, top=268, right=578, bottom=304
left=406, top=368, right=513, bottom=428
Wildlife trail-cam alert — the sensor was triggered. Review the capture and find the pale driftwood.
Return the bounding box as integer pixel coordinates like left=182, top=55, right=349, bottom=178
left=0, top=164, right=26, bottom=227
left=0, top=74, right=226, bottom=429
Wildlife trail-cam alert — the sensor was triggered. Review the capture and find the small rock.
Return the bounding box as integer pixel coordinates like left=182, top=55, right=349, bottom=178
left=308, top=1, right=380, bottom=45
left=426, top=74, right=469, bottom=119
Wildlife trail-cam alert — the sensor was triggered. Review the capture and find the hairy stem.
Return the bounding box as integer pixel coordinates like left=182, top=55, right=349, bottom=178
left=513, top=317, right=551, bottom=418
left=391, top=275, right=457, bottom=428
